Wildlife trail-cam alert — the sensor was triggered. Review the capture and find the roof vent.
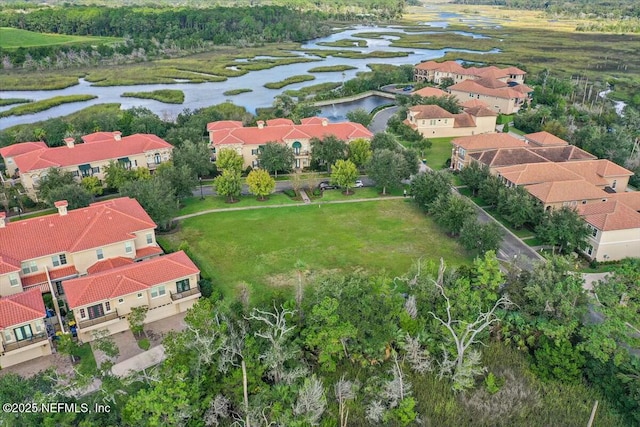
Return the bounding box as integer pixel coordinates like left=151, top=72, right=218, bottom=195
left=54, top=200, right=68, bottom=216
left=113, top=131, right=122, bottom=141
left=257, top=120, right=265, bottom=129
left=64, top=137, right=75, bottom=148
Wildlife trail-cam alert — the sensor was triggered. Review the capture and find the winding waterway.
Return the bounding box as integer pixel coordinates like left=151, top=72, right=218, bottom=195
left=0, top=24, right=500, bottom=129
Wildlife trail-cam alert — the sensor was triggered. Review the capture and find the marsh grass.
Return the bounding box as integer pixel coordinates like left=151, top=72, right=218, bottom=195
left=264, top=74, right=315, bottom=89
left=0, top=98, right=31, bottom=106
left=0, top=95, right=97, bottom=118
left=122, top=89, right=185, bottom=104
left=307, top=64, right=357, bottom=73
left=222, top=88, right=253, bottom=96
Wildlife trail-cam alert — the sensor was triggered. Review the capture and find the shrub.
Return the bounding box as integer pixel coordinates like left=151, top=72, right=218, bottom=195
left=198, top=278, right=213, bottom=298
left=283, top=189, right=296, bottom=198
left=138, top=338, right=150, bottom=351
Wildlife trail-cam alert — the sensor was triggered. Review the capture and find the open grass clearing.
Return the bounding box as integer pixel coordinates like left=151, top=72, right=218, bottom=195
left=0, top=27, right=117, bottom=49
left=122, top=89, right=184, bottom=104
left=0, top=95, right=97, bottom=118
left=417, top=136, right=454, bottom=170
left=159, top=199, right=472, bottom=301
left=317, top=186, right=407, bottom=201
left=178, top=193, right=299, bottom=216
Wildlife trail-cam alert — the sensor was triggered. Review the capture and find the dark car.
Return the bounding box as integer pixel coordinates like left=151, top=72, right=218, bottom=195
left=319, top=181, right=338, bottom=190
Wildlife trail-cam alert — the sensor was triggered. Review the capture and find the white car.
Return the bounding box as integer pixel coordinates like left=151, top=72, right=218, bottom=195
left=354, top=180, right=364, bottom=188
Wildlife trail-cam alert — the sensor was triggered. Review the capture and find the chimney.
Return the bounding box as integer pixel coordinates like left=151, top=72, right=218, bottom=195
left=257, top=120, right=265, bottom=129
left=321, top=119, right=328, bottom=126
left=113, top=131, right=122, bottom=141
left=64, top=137, right=75, bottom=148
left=54, top=200, right=68, bottom=216
left=0, top=212, right=6, bottom=228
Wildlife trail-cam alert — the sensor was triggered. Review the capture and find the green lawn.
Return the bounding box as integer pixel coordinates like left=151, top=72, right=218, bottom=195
left=0, top=27, right=116, bottom=49
left=317, top=186, right=406, bottom=201
left=178, top=193, right=299, bottom=216
left=423, top=137, right=454, bottom=170
left=159, top=200, right=472, bottom=302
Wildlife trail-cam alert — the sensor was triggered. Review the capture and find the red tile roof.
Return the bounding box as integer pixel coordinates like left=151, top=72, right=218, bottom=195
left=525, top=180, right=608, bottom=204
left=496, top=163, right=583, bottom=186
left=560, top=160, right=633, bottom=186
left=413, top=87, right=448, bottom=98
left=20, top=265, right=79, bottom=288
left=408, top=105, right=455, bottom=119
left=209, top=118, right=373, bottom=146
left=610, top=192, right=640, bottom=212
left=206, top=121, right=244, bottom=131
left=266, top=118, right=295, bottom=126
left=449, top=80, right=527, bottom=100
left=87, top=257, right=135, bottom=275
left=461, top=99, right=490, bottom=109
left=63, top=251, right=200, bottom=308
left=0, top=288, right=45, bottom=328
left=577, top=200, right=640, bottom=231
left=0, top=256, right=20, bottom=275
left=525, top=131, right=568, bottom=147
left=12, top=133, right=173, bottom=174
left=134, top=246, right=164, bottom=260
left=464, top=106, right=497, bottom=117
left=452, top=113, right=477, bottom=128
left=0, top=141, right=47, bottom=159
left=0, top=197, right=156, bottom=263
left=470, top=147, right=551, bottom=168
left=474, top=77, right=508, bottom=89
left=453, top=133, right=527, bottom=150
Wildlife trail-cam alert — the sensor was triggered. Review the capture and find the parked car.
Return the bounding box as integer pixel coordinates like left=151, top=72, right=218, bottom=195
left=402, top=85, right=414, bottom=91
left=354, top=180, right=364, bottom=188
left=319, top=181, right=338, bottom=190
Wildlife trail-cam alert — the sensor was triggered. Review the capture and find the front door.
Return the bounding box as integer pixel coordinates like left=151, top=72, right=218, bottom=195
left=87, top=303, right=105, bottom=320
left=14, top=325, right=33, bottom=341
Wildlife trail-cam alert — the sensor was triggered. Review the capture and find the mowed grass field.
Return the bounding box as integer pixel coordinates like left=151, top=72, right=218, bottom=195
left=158, top=199, right=471, bottom=301
left=0, top=27, right=117, bottom=49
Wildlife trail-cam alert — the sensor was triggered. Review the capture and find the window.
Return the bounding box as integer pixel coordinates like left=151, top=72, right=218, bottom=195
left=4, top=330, right=13, bottom=343
left=91, top=166, right=100, bottom=174
left=105, top=301, right=111, bottom=312
left=125, top=242, right=133, bottom=254
left=612, top=180, right=617, bottom=190
left=458, top=148, right=466, bottom=159
left=72, top=170, right=80, bottom=177
left=251, top=149, right=259, bottom=155
left=96, top=249, right=104, bottom=260
left=118, top=298, right=124, bottom=304
left=35, top=321, right=43, bottom=333
left=14, top=325, right=33, bottom=341
left=146, top=233, right=153, bottom=244
left=80, top=308, right=86, bottom=319
left=590, top=226, right=598, bottom=238
left=587, top=246, right=593, bottom=256
left=21, top=261, right=38, bottom=275
left=292, top=141, right=302, bottom=155
left=176, top=279, right=190, bottom=293
left=151, top=285, right=166, bottom=299
left=52, top=254, right=67, bottom=267
left=9, top=273, right=19, bottom=287
left=295, top=159, right=301, bottom=169
left=582, top=200, right=587, bottom=204
left=154, top=153, right=161, bottom=164
left=429, top=119, right=436, bottom=126
left=137, top=293, right=143, bottom=299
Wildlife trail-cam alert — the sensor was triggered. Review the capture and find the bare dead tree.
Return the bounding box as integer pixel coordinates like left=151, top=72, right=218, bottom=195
left=334, top=375, right=358, bottom=427
left=401, top=334, right=433, bottom=374
left=293, top=375, right=327, bottom=426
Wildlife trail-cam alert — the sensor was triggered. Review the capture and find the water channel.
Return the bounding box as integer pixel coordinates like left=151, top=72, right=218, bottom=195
left=0, top=23, right=501, bottom=129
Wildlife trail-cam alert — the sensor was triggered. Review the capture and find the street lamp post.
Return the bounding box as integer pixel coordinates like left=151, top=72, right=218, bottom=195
left=199, top=177, right=204, bottom=200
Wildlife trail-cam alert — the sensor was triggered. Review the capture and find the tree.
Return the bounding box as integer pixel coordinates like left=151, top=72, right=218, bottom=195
left=120, top=176, right=177, bottom=230
left=370, top=132, right=399, bottom=151
left=399, top=148, right=419, bottom=179
left=172, top=139, right=212, bottom=177
left=310, top=135, right=347, bottom=172
left=478, top=174, right=504, bottom=208
left=459, top=218, right=502, bottom=255
left=346, top=108, right=372, bottom=127
left=347, top=138, right=372, bottom=168
left=216, top=148, right=244, bottom=173
left=257, top=142, right=295, bottom=177
left=213, top=169, right=242, bottom=203
left=36, top=167, right=75, bottom=204
left=431, top=194, right=476, bottom=236
left=128, top=305, right=149, bottom=338
left=293, top=375, right=327, bottom=426
left=103, top=161, right=149, bottom=191
left=458, top=162, right=490, bottom=196
left=410, top=170, right=451, bottom=210
left=334, top=376, right=358, bottom=427
left=246, top=169, right=275, bottom=200
left=331, top=159, right=358, bottom=195
left=367, top=149, right=406, bottom=195
left=47, top=184, right=93, bottom=209
left=497, top=186, right=541, bottom=229
left=80, top=176, right=103, bottom=198
left=155, top=162, right=198, bottom=203
left=535, top=206, right=590, bottom=255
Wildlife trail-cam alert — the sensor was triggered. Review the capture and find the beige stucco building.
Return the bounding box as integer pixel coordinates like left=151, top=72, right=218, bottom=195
left=414, top=60, right=526, bottom=85
left=404, top=105, right=497, bottom=138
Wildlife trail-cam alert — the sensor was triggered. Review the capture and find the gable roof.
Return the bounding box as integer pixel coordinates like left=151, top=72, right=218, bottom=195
left=0, top=141, right=47, bottom=159
left=461, top=99, right=490, bottom=109
left=525, top=131, right=568, bottom=147
left=408, top=105, right=455, bottom=119
left=206, top=121, right=244, bottom=132
left=0, top=255, right=21, bottom=275
left=413, top=87, right=448, bottom=98
left=449, top=80, right=527, bottom=100
left=577, top=200, right=640, bottom=231
left=559, top=160, right=633, bottom=186
left=0, top=288, right=46, bottom=328
left=464, top=106, right=497, bottom=117
left=452, top=133, right=527, bottom=151
left=496, top=163, right=583, bottom=186
left=452, top=112, right=477, bottom=128
left=525, top=180, right=608, bottom=204
left=266, top=118, right=295, bottom=126
left=610, top=191, right=640, bottom=212
left=209, top=118, right=373, bottom=146
left=0, top=197, right=156, bottom=263
left=529, top=145, right=597, bottom=162
left=63, top=251, right=200, bottom=308
left=87, top=257, right=135, bottom=275
left=470, top=147, right=551, bottom=168
left=12, top=133, right=173, bottom=174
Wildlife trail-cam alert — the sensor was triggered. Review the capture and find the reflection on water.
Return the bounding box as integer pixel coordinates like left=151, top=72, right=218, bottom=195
left=319, top=96, right=393, bottom=122
left=0, top=24, right=502, bottom=129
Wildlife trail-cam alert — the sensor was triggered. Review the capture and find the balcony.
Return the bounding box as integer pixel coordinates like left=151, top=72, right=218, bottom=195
left=3, top=333, right=48, bottom=353
left=147, top=162, right=162, bottom=170
left=77, top=311, right=119, bottom=330
left=170, top=287, right=201, bottom=301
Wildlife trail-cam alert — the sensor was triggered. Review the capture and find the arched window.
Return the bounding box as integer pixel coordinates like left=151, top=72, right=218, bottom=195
left=292, top=141, right=302, bottom=155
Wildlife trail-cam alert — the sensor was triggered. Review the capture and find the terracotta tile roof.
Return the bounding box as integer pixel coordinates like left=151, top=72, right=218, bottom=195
left=474, top=66, right=509, bottom=80
left=81, top=131, right=120, bottom=144
left=496, top=163, right=583, bottom=185
left=0, top=197, right=156, bottom=264
left=449, top=80, right=527, bottom=100
left=504, top=66, right=526, bottom=75
left=0, top=141, right=47, bottom=159
left=560, top=160, right=633, bottom=186
left=20, top=265, right=79, bottom=288
left=474, top=77, right=508, bottom=89
left=470, top=147, right=551, bottom=168
left=453, top=133, right=528, bottom=150
left=525, top=180, right=608, bottom=204
left=529, top=145, right=597, bottom=162
left=266, top=118, right=295, bottom=126
left=461, top=99, right=490, bottom=109
left=209, top=119, right=373, bottom=146
left=206, top=121, right=244, bottom=131
left=134, top=246, right=164, bottom=260
left=413, top=87, right=448, bottom=98
left=512, top=84, right=534, bottom=94
left=13, top=133, right=173, bottom=174
left=452, top=113, right=476, bottom=128
left=0, top=256, right=20, bottom=275
left=0, top=288, right=46, bottom=328
left=300, top=117, right=327, bottom=125
left=87, top=257, right=135, bottom=274
left=577, top=200, right=640, bottom=231
left=610, top=191, right=640, bottom=212
left=408, top=105, right=455, bottom=119
left=63, top=251, right=200, bottom=308
left=525, top=131, right=568, bottom=147
left=414, top=60, right=465, bottom=74
left=464, top=106, right=497, bottom=117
